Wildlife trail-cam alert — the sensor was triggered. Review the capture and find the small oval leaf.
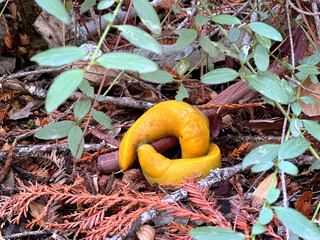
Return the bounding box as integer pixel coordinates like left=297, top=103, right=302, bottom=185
left=174, top=29, right=197, bottom=51
left=274, top=207, right=320, bottom=240
left=133, top=0, right=161, bottom=35
left=31, top=47, right=87, bottom=66
left=202, top=68, right=239, bottom=84
left=195, top=14, right=210, bottom=27
left=300, top=96, right=318, bottom=105
left=98, top=0, right=115, bottom=9
left=74, top=99, right=91, bottom=122
left=35, top=0, right=70, bottom=24
left=278, top=161, right=298, bottom=175
left=304, top=120, right=320, bottom=142
left=291, top=102, right=302, bottom=116
left=140, top=70, right=173, bottom=83
left=189, top=227, right=246, bottom=240
left=248, top=22, right=283, bottom=41
left=254, top=45, right=269, bottom=72
left=97, top=53, right=158, bottom=73
left=92, top=111, right=114, bottom=130
left=175, top=85, right=188, bottom=101
left=68, top=125, right=84, bottom=159
left=242, top=144, right=279, bottom=169
left=199, top=34, right=218, bottom=58
left=46, top=69, right=84, bottom=113
left=212, top=14, right=241, bottom=25
left=259, top=207, right=273, bottom=225
left=35, top=120, right=76, bottom=140
left=80, top=0, right=96, bottom=12
left=118, top=25, right=163, bottom=55
left=251, top=160, right=274, bottom=172
left=278, top=138, right=310, bottom=159
left=246, top=74, right=295, bottom=104
left=266, top=187, right=280, bottom=204
left=251, top=223, right=267, bottom=235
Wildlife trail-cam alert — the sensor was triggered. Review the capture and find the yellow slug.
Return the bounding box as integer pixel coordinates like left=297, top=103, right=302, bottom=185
left=119, top=100, right=210, bottom=170
left=137, top=143, right=221, bottom=184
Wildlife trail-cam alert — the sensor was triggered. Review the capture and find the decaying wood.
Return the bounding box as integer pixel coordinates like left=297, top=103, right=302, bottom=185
left=0, top=143, right=105, bottom=161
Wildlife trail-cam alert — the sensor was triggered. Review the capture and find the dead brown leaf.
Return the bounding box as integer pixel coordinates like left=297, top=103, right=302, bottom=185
left=252, top=173, right=277, bottom=208
left=300, top=78, right=320, bottom=116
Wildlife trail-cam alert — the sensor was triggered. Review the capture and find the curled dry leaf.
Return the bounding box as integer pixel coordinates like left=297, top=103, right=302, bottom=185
left=252, top=173, right=277, bottom=208
left=136, top=225, right=155, bottom=240
left=299, top=78, right=320, bottom=117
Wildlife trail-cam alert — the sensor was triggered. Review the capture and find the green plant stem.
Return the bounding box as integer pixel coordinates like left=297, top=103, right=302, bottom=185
left=86, top=0, right=123, bottom=71
left=312, top=201, right=320, bottom=222
left=160, top=0, right=180, bottom=26
left=0, top=0, right=9, bottom=17
left=180, top=53, right=209, bottom=82
left=275, top=102, right=320, bottom=161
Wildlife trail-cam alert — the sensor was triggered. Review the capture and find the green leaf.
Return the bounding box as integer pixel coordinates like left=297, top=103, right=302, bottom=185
left=256, top=34, right=271, bottom=49
left=228, top=28, right=241, bottom=43
left=46, top=69, right=84, bottom=113
left=254, top=45, right=269, bottom=72
left=118, top=25, right=163, bottom=55
left=278, top=138, right=310, bottom=159
left=172, top=4, right=182, bottom=14
left=300, top=50, right=320, bottom=65
left=266, top=187, right=280, bottom=204
left=246, top=74, right=295, bottom=104
left=189, top=227, right=246, bottom=240
left=98, top=0, right=115, bottom=9
left=252, top=222, right=267, bottom=235
left=212, top=14, right=241, bottom=25
left=251, top=160, right=274, bottom=172
left=68, top=125, right=84, bottom=159
left=199, top=34, right=218, bottom=58
left=274, top=207, right=320, bottom=240
left=140, top=70, right=173, bottom=83
left=80, top=0, right=96, bottom=12
left=300, top=96, right=318, bottom=105
left=175, top=85, right=188, bottom=101
left=174, top=29, right=197, bottom=51
left=278, top=161, right=298, bottom=175
left=103, top=13, right=115, bottom=22
left=195, top=14, right=210, bottom=27
left=304, top=120, right=320, bottom=141
left=133, top=0, right=161, bottom=35
left=74, top=99, right=91, bottom=122
left=97, top=53, right=158, bottom=73
left=78, top=79, right=94, bottom=97
left=290, top=119, right=302, bottom=137
left=259, top=207, right=273, bottom=225
left=291, top=102, right=302, bottom=116
left=202, top=68, right=239, bottom=84
left=177, top=57, right=190, bottom=76
left=35, top=120, right=76, bottom=140
left=242, top=144, right=279, bottom=169
left=31, top=47, right=87, bottom=67
left=296, top=64, right=320, bottom=75
left=92, top=111, right=114, bottom=130
left=311, top=160, right=320, bottom=170
left=248, top=22, right=283, bottom=41
left=35, top=0, right=70, bottom=24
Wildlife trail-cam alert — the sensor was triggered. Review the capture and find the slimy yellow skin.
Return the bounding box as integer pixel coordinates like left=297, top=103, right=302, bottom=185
left=119, top=100, right=210, bottom=170
left=137, top=143, right=221, bottom=184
